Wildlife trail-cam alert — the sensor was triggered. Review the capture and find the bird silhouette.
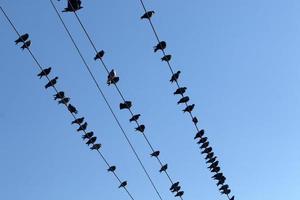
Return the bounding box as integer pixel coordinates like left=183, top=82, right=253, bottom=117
left=221, top=188, right=231, bottom=195
left=205, top=152, right=214, bottom=160
left=150, top=151, right=160, bottom=157
left=58, top=97, right=70, bottom=105
left=170, top=71, right=181, bottom=83
left=175, top=191, right=184, bottom=197
left=201, top=147, right=213, bottom=154
left=177, top=96, right=190, bottom=104
left=94, top=50, right=105, bottom=60
left=107, top=166, right=116, bottom=172
left=174, top=87, right=187, bottom=95
left=200, top=141, right=209, bottom=149
left=219, top=184, right=229, bottom=191
left=212, top=172, right=224, bottom=180
left=107, top=69, right=118, bottom=85
left=206, top=156, right=217, bottom=164
left=82, top=131, right=93, bottom=140
left=45, top=77, right=58, bottom=89
left=129, top=114, right=140, bottom=122
left=21, top=40, right=31, bottom=50
left=15, top=33, right=29, bottom=44
left=68, top=104, right=78, bottom=114
left=120, top=101, right=132, bottom=110
left=154, top=41, right=166, bottom=52
left=86, top=136, right=97, bottom=146
left=197, top=137, right=208, bottom=144
left=135, top=124, right=145, bottom=133
left=90, top=143, right=101, bottom=150
left=216, top=178, right=226, bottom=186
left=37, top=67, right=51, bottom=79
left=192, top=117, right=198, bottom=124
left=171, top=186, right=181, bottom=193
left=161, top=55, right=172, bottom=62
left=77, top=122, right=87, bottom=132
left=211, top=166, right=220, bottom=173
left=170, top=182, right=180, bottom=191
left=119, top=181, right=127, bottom=188
left=159, top=164, right=168, bottom=172
left=208, top=161, right=219, bottom=170
left=72, top=117, right=84, bottom=125
left=141, top=11, right=155, bottom=19
left=54, top=91, right=65, bottom=100
left=63, top=0, right=82, bottom=12
left=194, top=129, right=205, bottom=139
left=183, top=104, right=195, bottom=113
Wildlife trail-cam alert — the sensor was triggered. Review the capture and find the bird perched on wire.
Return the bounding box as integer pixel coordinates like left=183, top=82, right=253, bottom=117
left=82, top=131, right=94, bottom=140
left=159, top=164, right=168, bottom=172
left=21, top=40, right=31, bottom=50
left=177, top=96, right=190, bottom=104
left=58, top=97, right=70, bottom=105
left=170, top=71, right=181, bottom=83
left=141, top=11, right=155, bottom=19
left=107, top=166, right=116, bottom=172
left=208, top=161, right=219, bottom=170
left=205, top=152, right=214, bottom=160
left=54, top=91, right=65, bottom=100
left=212, top=173, right=225, bottom=181
left=194, top=129, right=205, bottom=139
left=219, top=184, right=229, bottom=191
left=154, top=41, right=166, bottom=52
left=175, top=191, right=184, bottom=197
left=107, top=69, right=119, bottom=85
left=202, top=147, right=213, bottom=154
left=68, top=104, right=78, bottom=114
left=119, top=181, right=127, bottom=188
left=45, top=77, right=58, bottom=89
left=200, top=141, right=209, bottom=149
left=120, top=101, right=132, bottom=110
left=129, top=114, right=140, bottom=122
left=170, top=182, right=180, bottom=191
left=211, top=166, right=220, bottom=173
left=15, top=33, right=29, bottom=44
left=62, top=0, right=83, bottom=12
left=221, top=188, right=231, bottom=195
left=72, top=117, right=84, bottom=125
left=206, top=156, right=217, bottom=164
left=150, top=151, right=160, bottom=157
left=86, top=136, right=97, bottom=146
left=174, top=87, right=186, bottom=95
left=192, top=117, right=198, bottom=124
left=171, top=186, right=181, bottom=193
left=94, top=50, right=105, bottom=60
left=135, top=124, right=145, bottom=133
left=90, top=143, right=101, bottom=150
left=37, top=67, right=51, bottom=79
left=183, top=104, right=195, bottom=113
left=77, top=122, right=87, bottom=132
left=161, top=55, right=172, bottom=62
left=197, top=137, right=208, bottom=144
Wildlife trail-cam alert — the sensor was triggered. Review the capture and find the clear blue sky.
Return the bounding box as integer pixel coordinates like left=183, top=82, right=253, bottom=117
left=0, top=0, right=299, bottom=200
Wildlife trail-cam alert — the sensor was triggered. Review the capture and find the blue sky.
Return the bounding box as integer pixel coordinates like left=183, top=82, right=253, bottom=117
left=1, top=0, right=300, bottom=199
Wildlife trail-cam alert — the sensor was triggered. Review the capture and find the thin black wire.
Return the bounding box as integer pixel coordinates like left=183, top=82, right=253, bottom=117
left=49, top=1, right=164, bottom=200
left=136, top=0, right=234, bottom=199
left=0, top=6, right=135, bottom=200
left=59, top=1, right=185, bottom=199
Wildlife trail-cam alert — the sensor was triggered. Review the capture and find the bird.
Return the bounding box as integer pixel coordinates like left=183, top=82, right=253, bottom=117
left=206, top=156, right=217, bottom=164
left=141, top=11, right=155, bottom=19
left=161, top=55, right=172, bottom=62
left=107, top=69, right=117, bottom=85
left=201, top=147, right=213, bottom=154
left=154, top=41, right=166, bottom=52
left=173, top=87, right=187, bottom=95
left=159, top=164, right=168, bottom=172
left=77, top=122, right=87, bottom=132
left=170, top=71, right=181, bottom=83
left=63, top=0, right=83, bottom=12
left=135, top=124, right=145, bottom=133
left=15, top=33, right=29, bottom=44
left=94, top=50, right=105, bottom=60
left=86, top=136, right=97, bottom=146
left=216, top=178, right=226, bottom=186
left=150, top=151, right=160, bottom=157
left=54, top=91, right=65, bottom=100
left=177, top=96, right=190, bottom=104
left=45, top=77, right=58, bottom=89
left=170, top=182, right=180, bottom=191
left=58, top=97, right=70, bottom=105
left=194, top=129, right=205, bottom=139
left=82, top=131, right=94, bottom=140
left=119, top=181, right=127, bottom=188
left=90, top=143, right=101, bottom=150
left=129, top=114, right=140, bottom=122
left=120, top=101, right=132, bottom=110
left=72, top=117, right=84, bottom=125
left=107, top=166, right=116, bottom=172
left=183, top=104, right=195, bottom=113
left=171, top=186, right=181, bottom=193
left=68, top=104, right=78, bottom=114
left=175, top=191, right=184, bottom=197
left=211, top=166, right=221, bottom=173
left=37, top=67, right=51, bottom=79
left=221, top=188, right=231, bottom=195
left=197, top=137, right=208, bottom=144
left=219, top=184, right=229, bottom=191
left=200, top=141, right=209, bottom=149
left=21, top=40, right=31, bottom=50
left=192, top=117, right=198, bottom=124
left=205, top=152, right=214, bottom=160
left=208, top=161, right=219, bottom=170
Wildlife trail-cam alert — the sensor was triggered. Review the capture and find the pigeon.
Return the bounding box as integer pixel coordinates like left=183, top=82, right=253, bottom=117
left=77, top=122, right=87, bottom=132
left=201, top=147, right=212, bottom=154
left=107, top=69, right=118, bottom=85
left=221, top=188, right=231, bottom=195
left=174, top=87, right=186, bottom=95
left=192, top=117, right=198, bottom=124
left=159, top=164, right=168, bottom=172
left=205, top=152, right=214, bottom=160
left=170, top=71, right=181, bottom=83
left=90, top=143, right=101, bottom=150
left=82, top=131, right=94, bottom=140
left=45, top=77, right=58, bottom=89
left=15, top=33, right=29, bottom=44
left=208, top=161, right=219, bottom=170
left=219, top=184, right=229, bottom=191
left=200, top=141, right=209, bottom=149
left=150, top=151, right=160, bottom=157
left=107, top=166, right=116, bottom=172
left=68, top=104, right=78, bottom=114
left=170, top=182, right=180, bottom=191
left=119, top=181, right=127, bottom=188
left=217, top=178, right=226, bottom=186
left=183, top=104, right=195, bottom=113
left=86, top=136, right=97, bottom=146
left=175, top=191, right=184, bottom=197
left=129, top=114, right=141, bottom=122
left=197, top=137, right=208, bottom=144
left=54, top=91, right=65, bottom=100
left=21, top=40, right=31, bottom=50
left=206, top=156, right=217, bottom=164
left=141, top=11, right=155, bottom=19
left=154, top=41, right=166, bottom=52
left=211, top=166, right=221, bottom=173
left=135, top=124, right=145, bottom=133
left=37, top=67, right=51, bottom=79
left=177, top=96, right=189, bottom=104
left=72, top=117, right=84, bottom=125
left=58, top=97, right=70, bottom=105
left=161, top=55, right=172, bottom=62
left=120, top=101, right=132, bottom=110
left=63, top=0, right=83, bottom=12
left=94, top=50, right=105, bottom=60
left=194, top=129, right=205, bottom=139
left=171, top=186, right=181, bottom=193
